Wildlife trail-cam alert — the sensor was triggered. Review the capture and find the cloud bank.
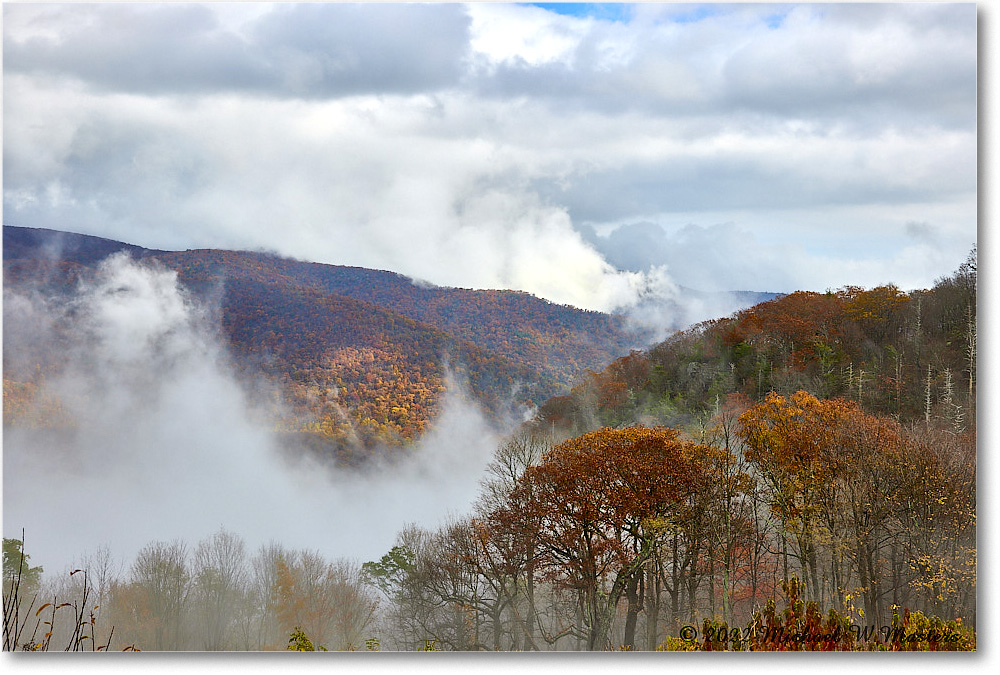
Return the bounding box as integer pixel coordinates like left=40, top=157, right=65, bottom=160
left=3, top=255, right=502, bottom=573
left=2, top=3, right=978, bottom=318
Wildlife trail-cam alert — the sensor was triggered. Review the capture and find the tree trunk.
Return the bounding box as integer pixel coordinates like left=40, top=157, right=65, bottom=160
left=524, top=549, right=537, bottom=650
left=645, top=563, right=661, bottom=651
left=622, top=572, right=641, bottom=650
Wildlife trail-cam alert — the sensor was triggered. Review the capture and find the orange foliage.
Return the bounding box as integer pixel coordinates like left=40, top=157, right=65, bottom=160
left=841, top=284, right=910, bottom=342
left=496, top=425, right=707, bottom=649
left=731, top=291, right=845, bottom=358
left=2, top=377, right=73, bottom=428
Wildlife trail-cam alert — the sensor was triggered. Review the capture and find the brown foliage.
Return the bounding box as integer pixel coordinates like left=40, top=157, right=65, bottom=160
left=496, top=426, right=706, bottom=649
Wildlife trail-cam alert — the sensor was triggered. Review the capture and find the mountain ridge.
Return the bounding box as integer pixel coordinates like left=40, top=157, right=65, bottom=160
left=2, top=225, right=648, bottom=460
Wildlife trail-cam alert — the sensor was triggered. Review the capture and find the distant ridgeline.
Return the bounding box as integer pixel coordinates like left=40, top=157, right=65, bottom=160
left=2, top=225, right=646, bottom=463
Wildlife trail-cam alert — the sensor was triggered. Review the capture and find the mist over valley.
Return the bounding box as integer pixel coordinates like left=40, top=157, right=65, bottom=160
left=1, top=1, right=977, bottom=651
left=3, top=225, right=774, bottom=575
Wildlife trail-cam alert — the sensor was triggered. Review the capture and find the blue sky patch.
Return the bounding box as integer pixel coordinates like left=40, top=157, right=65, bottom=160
left=525, top=3, right=634, bottom=23
left=763, top=8, right=790, bottom=29
left=668, top=4, right=719, bottom=24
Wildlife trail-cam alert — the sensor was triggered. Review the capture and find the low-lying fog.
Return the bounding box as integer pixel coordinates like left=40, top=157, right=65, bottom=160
left=3, top=253, right=502, bottom=576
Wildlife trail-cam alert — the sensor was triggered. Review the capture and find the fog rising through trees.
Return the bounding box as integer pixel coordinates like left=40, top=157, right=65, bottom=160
left=4, top=253, right=505, bottom=575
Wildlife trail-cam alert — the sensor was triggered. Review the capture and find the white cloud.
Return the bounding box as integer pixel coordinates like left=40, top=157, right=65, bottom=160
left=468, top=2, right=590, bottom=68
left=2, top=2, right=978, bottom=316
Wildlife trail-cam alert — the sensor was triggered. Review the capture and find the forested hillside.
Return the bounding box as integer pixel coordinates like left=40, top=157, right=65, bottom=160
left=537, top=247, right=976, bottom=436
left=154, top=247, right=641, bottom=389
left=3, top=226, right=645, bottom=458
left=351, top=249, right=976, bottom=651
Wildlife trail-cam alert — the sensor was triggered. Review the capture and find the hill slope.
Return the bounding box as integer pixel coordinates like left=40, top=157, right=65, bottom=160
left=533, top=248, right=977, bottom=437
left=3, top=225, right=646, bottom=459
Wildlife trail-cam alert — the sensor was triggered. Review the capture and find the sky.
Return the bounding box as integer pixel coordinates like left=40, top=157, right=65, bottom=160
left=2, top=2, right=979, bottom=314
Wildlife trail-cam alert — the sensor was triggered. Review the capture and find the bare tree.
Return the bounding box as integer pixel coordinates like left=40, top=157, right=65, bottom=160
left=129, top=540, right=190, bottom=650
left=191, top=528, right=249, bottom=650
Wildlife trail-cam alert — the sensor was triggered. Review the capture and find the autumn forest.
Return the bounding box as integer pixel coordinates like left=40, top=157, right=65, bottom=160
left=3, top=227, right=976, bottom=651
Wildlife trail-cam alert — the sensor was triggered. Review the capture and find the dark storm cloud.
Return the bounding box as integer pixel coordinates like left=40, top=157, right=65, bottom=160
left=904, top=221, right=938, bottom=243
left=3, top=3, right=471, bottom=97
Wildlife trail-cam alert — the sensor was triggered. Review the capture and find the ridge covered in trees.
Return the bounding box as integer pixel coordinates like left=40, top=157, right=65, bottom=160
left=2, top=225, right=647, bottom=459
left=537, top=247, right=976, bottom=435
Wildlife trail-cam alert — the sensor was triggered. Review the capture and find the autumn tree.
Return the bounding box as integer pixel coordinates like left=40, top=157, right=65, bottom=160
left=738, top=389, right=975, bottom=626
left=496, top=426, right=704, bottom=650
left=272, top=550, right=377, bottom=651
left=738, top=391, right=853, bottom=603
left=476, top=427, right=551, bottom=648
left=690, top=394, right=766, bottom=625
left=841, top=284, right=910, bottom=346
left=897, top=427, right=976, bottom=624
